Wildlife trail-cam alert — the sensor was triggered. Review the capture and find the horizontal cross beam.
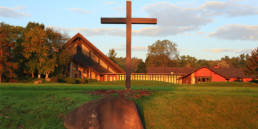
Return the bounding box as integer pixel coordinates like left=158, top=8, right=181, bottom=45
left=101, top=18, right=157, bottom=24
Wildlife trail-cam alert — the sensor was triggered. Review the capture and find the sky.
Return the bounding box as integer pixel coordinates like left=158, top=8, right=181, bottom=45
left=1, top=0, right=257, bottom=61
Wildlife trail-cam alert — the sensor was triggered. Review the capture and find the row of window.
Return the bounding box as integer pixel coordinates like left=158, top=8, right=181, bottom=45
left=106, top=75, right=179, bottom=83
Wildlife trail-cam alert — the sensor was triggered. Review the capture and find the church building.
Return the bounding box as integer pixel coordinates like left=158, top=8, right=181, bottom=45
left=65, top=33, right=125, bottom=81
left=65, top=33, right=253, bottom=84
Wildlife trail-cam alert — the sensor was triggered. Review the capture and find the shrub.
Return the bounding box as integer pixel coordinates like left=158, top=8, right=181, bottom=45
left=50, top=76, right=58, bottom=82
left=87, top=79, right=98, bottom=83
left=64, top=77, right=76, bottom=84
left=76, top=78, right=86, bottom=84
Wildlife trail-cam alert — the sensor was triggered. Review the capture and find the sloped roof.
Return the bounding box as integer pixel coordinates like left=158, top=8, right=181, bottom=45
left=66, top=33, right=125, bottom=74
left=147, top=67, right=252, bottom=79
left=210, top=68, right=251, bottom=79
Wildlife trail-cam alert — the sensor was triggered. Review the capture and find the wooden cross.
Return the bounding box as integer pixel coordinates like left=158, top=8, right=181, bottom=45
left=101, top=1, right=157, bottom=90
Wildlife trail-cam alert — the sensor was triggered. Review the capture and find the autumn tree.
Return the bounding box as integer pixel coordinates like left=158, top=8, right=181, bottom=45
left=217, top=60, right=230, bottom=68
left=146, top=40, right=179, bottom=67
left=244, top=47, right=258, bottom=78
left=131, top=57, right=142, bottom=73
left=0, top=23, right=17, bottom=82
left=107, top=49, right=117, bottom=63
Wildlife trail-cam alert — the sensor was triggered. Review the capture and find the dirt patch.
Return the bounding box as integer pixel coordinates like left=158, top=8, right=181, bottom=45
left=88, top=89, right=153, bottom=99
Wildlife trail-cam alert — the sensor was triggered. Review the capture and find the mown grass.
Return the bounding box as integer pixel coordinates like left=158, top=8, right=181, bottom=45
left=0, top=81, right=257, bottom=129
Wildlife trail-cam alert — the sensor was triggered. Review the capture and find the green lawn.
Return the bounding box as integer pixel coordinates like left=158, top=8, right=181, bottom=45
left=0, top=81, right=257, bottom=129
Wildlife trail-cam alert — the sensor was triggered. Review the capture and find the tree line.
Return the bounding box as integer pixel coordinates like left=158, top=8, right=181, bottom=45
left=0, top=22, right=71, bottom=82
left=108, top=40, right=257, bottom=78
left=0, top=22, right=256, bottom=83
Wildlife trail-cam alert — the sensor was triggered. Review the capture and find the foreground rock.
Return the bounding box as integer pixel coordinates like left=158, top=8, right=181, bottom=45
left=64, top=96, right=144, bottom=129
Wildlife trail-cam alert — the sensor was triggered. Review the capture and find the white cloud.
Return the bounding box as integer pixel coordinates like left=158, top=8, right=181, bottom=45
left=65, top=27, right=125, bottom=36
left=205, top=48, right=252, bottom=54
left=68, top=8, right=90, bottom=14
left=201, top=1, right=258, bottom=17
left=209, top=24, right=258, bottom=41
left=57, top=1, right=258, bottom=37
left=140, top=1, right=258, bottom=36
left=0, top=6, right=30, bottom=18
left=144, top=2, right=212, bottom=27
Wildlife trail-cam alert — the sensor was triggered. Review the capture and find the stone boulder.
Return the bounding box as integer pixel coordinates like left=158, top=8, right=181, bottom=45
left=64, top=96, right=144, bottom=129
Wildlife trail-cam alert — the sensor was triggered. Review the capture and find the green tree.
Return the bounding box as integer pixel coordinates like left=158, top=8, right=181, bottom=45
left=179, top=55, right=198, bottom=68
left=107, top=49, right=117, bottom=63
left=146, top=40, right=179, bottom=67
left=116, top=57, right=126, bottom=71
left=22, top=27, right=48, bottom=79
left=244, top=47, right=258, bottom=78
left=45, top=28, right=68, bottom=78
left=231, top=54, right=249, bottom=68
left=197, top=59, right=210, bottom=67
left=136, top=60, right=146, bottom=73
left=43, top=54, right=57, bottom=79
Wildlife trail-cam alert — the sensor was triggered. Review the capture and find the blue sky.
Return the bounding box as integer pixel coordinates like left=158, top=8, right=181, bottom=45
left=1, top=0, right=257, bottom=61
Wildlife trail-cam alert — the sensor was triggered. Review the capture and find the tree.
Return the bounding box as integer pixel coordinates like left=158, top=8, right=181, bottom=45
left=44, top=28, right=68, bottom=79
left=146, top=40, right=179, bottom=67
left=136, top=60, right=146, bottom=73
left=116, top=57, right=126, bottom=71
left=217, top=60, right=230, bottom=68
left=244, top=47, right=258, bottom=78
left=231, top=54, right=249, bottom=68
left=22, top=27, right=48, bottom=79
left=131, top=57, right=142, bottom=73
left=179, top=55, right=198, bottom=68
left=107, top=49, right=117, bottom=63
left=43, top=54, right=57, bottom=79
left=197, top=59, right=210, bottom=67
left=0, top=23, right=17, bottom=82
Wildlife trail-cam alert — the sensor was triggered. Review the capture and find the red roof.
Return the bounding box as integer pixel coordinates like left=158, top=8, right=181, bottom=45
left=147, top=67, right=252, bottom=79
left=210, top=68, right=252, bottom=79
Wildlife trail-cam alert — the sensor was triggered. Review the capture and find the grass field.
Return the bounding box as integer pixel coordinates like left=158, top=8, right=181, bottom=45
left=0, top=81, right=257, bottom=129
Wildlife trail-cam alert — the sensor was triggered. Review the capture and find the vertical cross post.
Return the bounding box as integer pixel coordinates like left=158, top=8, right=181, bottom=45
left=126, top=1, right=132, bottom=90
left=101, top=1, right=157, bottom=90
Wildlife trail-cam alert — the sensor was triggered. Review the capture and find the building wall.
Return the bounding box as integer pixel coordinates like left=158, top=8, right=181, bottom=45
left=181, top=68, right=227, bottom=84
left=68, top=61, right=101, bottom=81
left=228, top=77, right=252, bottom=82
left=182, top=76, right=192, bottom=84
left=243, top=78, right=252, bottom=82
